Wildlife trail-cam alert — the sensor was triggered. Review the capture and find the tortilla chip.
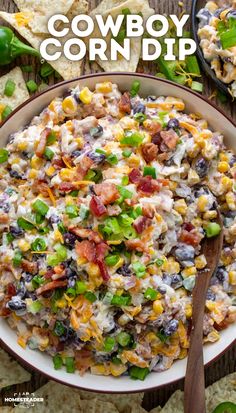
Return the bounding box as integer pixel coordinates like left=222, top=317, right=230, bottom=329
left=130, top=404, right=147, bottom=413
left=0, top=348, right=31, bottom=389
left=0, top=67, right=29, bottom=113
left=14, top=381, right=82, bottom=412
left=67, top=0, right=89, bottom=20
left=149, top=407, right=162, bottom=413
left=206, top=373, right=236, bottom=413
left=0, top=11, right=86, bottom=80
left=89, top=0, right=154, bottom=72
left=81, top=399, right=119, bottom=413
left=160, top=390, right=184, bottom=413
left=77, top=389, right=144, bottom=412
left=13, top=0, right=74, bottom=33
left=1, top=407, right=14, bottom=412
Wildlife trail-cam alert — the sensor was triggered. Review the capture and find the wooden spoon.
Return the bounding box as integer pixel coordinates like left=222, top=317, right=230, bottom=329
left=184, top=209, right=223, bottom=413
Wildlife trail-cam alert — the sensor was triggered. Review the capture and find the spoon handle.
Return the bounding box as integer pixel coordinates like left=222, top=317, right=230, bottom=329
left=184, top=275, right=209, bottom=413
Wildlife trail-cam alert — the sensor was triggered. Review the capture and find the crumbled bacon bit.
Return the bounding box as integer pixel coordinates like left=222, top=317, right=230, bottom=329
left=76, top=240, right=96, bottom=262
left=36, top=280, right=67, bottom=295
left=58, top=182, right=76, bottom=193
left=125, top=238, right=147, bottom=252
left=7, top=283, right=16, bottom=297
left=160, top=129, right=179, bottom=149
left=21, top=259, right=38, bottom=275
left=183, top=222, right=195, bottom=232
left=118, top=92, right=131, bottom=114
left=133, top=216, right=152, bottom=234
left=142, top=204, right=155, bottom=219
left=76, top=155, right=94, bottom=180
left=144, top=119, right=162, bottom=136
left=36, top=128, right=51, bottom=158
left=69, top=226, right=101, bottom=243
left=96, top=259, right=110, bottom=281
left=129, top=168, right=142, bottom=183
left=94, top=182, right=120, bottom=205
left=90, top=196, right=107, bottom=217
left=96, top=242, right=109, bottom=260
left=52, top=158, right=65, bottom=170
left=137, top=176, right=161, bottom=194
left=179, top=230, right=202, bottom=247
left=141, top=143, right=158, bottom=163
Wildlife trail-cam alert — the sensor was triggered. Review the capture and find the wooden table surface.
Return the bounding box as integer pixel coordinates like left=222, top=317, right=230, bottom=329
left=0, top=0, right=235, bottom=410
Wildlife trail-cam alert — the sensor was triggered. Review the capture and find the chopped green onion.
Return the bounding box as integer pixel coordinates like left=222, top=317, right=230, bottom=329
left=122, top=149, right=132, bottom=158
left=40, top=62, right=54, bottom=78
left=32, top=199, right=49, bottom=216
left=112, top=355, right=122, bottom=365
left=17, top=217, right=35, bottom=230
left=2, top=106, right=12, bottom=120
left=130, top=80, right=140, bottom=97
left=44, top=147, right=54, bottom=160
left=28, top=300, right=43, bottom=314
left=69, top=190, right=79, bottom=197
left=121, top=176, right=129, bottom=185
left=111, top=294, right=131, bottom=306
left=35, top=212, right=44, bottom=225
left=144, top=287, right=158, bottom=301
left=117, top=186, right=133, bottom=199
left=156, top=258, right=164, bottom=267
left=26, top=80, right=38, bottom=93
left=47, top=254, right=60, bottom=267
left=129, top=366, right=149, bottom=380
left=79, top=204, right=89, bottom=220
left=21, top=65, right=33, bottom=73
left=191, top=81, right=203, bottom=92
left=46, top=131, right=57, bottom=145
left=85, top=170, right=96, bottom=181
left=66, top=287, right=76, bottom=296
left=106, top=154, right=118, bottom=165
left=0, top=149, right=9, bottom=164
left=205, top=222, right=221, bottom=238
left=54, top=321, right=66, bottom=336
left=185, top=55, right=201, bottom=76
left=65, top=204, right=78, bottom=218
left=104, top=336, right=116, bottom=352
left=54, top=244, right=67, bottom=260
left=95, top=148, right=107, bottom=155
left=13, top=250, right=23, bottom=267
left=143, top=166, right=156, bottom=179
left=4, top=80, right=16, bottom=97
left=220, top=28, right=236, bottom=49
left=105, top=254, right=120, bottom=266
left=212, top=402, right=236, bottom=413
left=103, top=217, right=121, bottom=235
left=120, top=131, right=144, bottom=146
left=6, top=233, right=14, bottom=244
left=65, top=357, right=75, bottom=373
left=31, top=238, right=47, bottom=252
left=75, top=281, right=87, bottom=294
left=32, top=275, right=44, bottom=288
left=123, top=226, right=137, bottom=239
left=118, top=213, right=133, bottom=227
left=132, top=262, right=146, bottom=278
left=133, top=112, right=147, bottom=123
left=58, top=222, right=66, bottom=234
left=156, top=331, right=168, bottom=342
left=84, top=291, right=97, bottom=303
left=130, top=205, right=142, bottom=219
left=116, top=332, right=131, bottom=347
left=38, top=226, right=50, bottom=235
left=217, top=90, right=227, bottom=103
left=53, top=354, right=63, bottom=370
left=122, top=7, right=131, bottom=15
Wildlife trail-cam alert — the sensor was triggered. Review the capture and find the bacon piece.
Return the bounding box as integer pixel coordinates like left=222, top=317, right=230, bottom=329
left=97, top=259, right=110, bottom=281
left=76, top=155, right=93, bottom=180
left=58, top=182, right=76, bottom=193
left=52, top=158, right=65, bottom=170
left=96, top=242, right=109, bottom=260
left=179, top=230, right=203, bottom=247
left=51, top=265, right=66, bottom=280
left=137, top=176, right=161, bottom=194
left=107, top=204, right=122, bottom=216
left=36, top=280, right=67, bottom=295
left=36, top=128, right=51, bottom=158
left=142, top=204, right=155, bottom=219
left=160, top=130, right=179, bottom=149
left=90, top=196, right=107, bottom=217
left=141, top=143, right=158, bottom=163
left=133, top=216, right=152, bottom=234
left=7, top=283, right=16, bottom=297
left=125, top=238, right=146, bottom=252
left=76, top=240, right=96, bottom=262
left=69, top=226, right=101, bottom=243
left=21, top=259, right=38, bottom=275
left=94, top=182, right=120, bottom=205
left=144, top=119, right=162, bottom=136
left=44, top=268, right=54, bottom=279
left=129, top=168, right=142, bottom=184
left=183, top=222, right=195, bottom=232
left=0, top=214, right=9, bottom=224
left=118, top=92, right=131, bottom=114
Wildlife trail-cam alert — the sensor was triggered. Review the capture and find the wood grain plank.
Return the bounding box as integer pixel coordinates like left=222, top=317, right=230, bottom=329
left=0, top=0, right=235, bottom=411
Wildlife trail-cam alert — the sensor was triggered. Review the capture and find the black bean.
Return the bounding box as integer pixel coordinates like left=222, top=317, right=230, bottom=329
left=167, top=118, right=179, bottom=130
left=9, top=170, right=23, bottom=179
left=67, top=276, right=77, bottom=288
left=21, top=151, right=30, bottom=159
left=215, top=267, right=227, bottom=282
left=229, top=154, right=236, bottom=167
left=0, top=202, right=10, bottom=213
left=174, top=245, right=195, bottom=263
left=194, top=157, right=209, bottom=179
left=10, top=225, right=24, bottom=238
left=117, top=264, right=131, bottom=277
left=228, top=10, right=236, bottom=18
left=74, top=93, right=82, bottom=104
left=147, top=96, right=157, bottom=101
left=157, top=285, right=166, bottom=295
left=16, top=281, right=27, bottom=299
left=71, top=150, right=81, bottom=158
left=214, top=7, right=225, bottom=18
left=60, top=326, right=76, bottom=343
left=90, top=125, right=103, bottom=138
left=171, top=274, right=183, bottom=289
left=206, top=290, right=216, bottom=301
left=165, top=157, right=175, bottom=166
left=163, top=319, right=179, bottom=336
left=7, top=297, right=26, bottom=312
left=63, top=232, right=77, bottom=247
left=162, top=274, right=172, bottom=286
left=133, top=103, right=146, bottom=114
left=87, top=151, right=106, bottom=164
left=48, top=215, right=61, bottom=225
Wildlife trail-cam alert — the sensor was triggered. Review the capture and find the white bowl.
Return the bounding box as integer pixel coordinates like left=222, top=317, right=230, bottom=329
left=0, top=73, right=235, bottom=393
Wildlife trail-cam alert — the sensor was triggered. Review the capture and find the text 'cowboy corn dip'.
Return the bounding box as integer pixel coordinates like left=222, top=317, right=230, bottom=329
left=197, top=0, right=236, bottom=97
left=0, top=81, right=235, bottom=380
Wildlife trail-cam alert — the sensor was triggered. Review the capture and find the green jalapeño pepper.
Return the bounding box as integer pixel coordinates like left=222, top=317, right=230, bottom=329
left=212, top=402, right=236, bottom=413
left=0, top=26, right=40, bottom=65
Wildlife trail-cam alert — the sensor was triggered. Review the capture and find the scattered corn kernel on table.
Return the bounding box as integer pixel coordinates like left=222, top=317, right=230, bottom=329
left=0, top=0, right=235, bottom=410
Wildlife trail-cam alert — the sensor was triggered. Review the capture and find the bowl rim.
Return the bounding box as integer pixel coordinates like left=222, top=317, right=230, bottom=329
left=0, top=72, right=235, bottom=393
left=191, top=0, right=231, bottom=97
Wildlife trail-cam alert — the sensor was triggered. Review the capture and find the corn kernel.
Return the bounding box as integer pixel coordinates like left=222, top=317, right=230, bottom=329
left=60, top=168, right=75, bottom=181
left=226, top=191, right=236, bottom=211
left=179, top=348, right=188, bottom=359
left=182, top=266, right=197, bottom=278
left=17, top=141, right=28, bottom=151
left=162, top=257, right=180, bottom=274
left=221, top=176, right=233, bottom=191
left=77, top=257, right=87, bottom=265
left=127, top=154, right=140, bottom=167
left=203, top=210, right=217, bottom=220
left=17, top=336, right=27, bottom=349
left=229, top=271, right=236, bottom=285
left=187, top=143, right=200, bottom=158
left=169, top=181, right=178, bottom=191
left=188, top=169, right=200, bottom=185
left=153, top=300, right=164, bottom=315
left=45, top=166, right=56, bottom=177
left=195, top=254, right=207, bottom=269
left=185, top=303, right=192, bottom=318
left=110, top=363, right=127, bottom=377
left=29, top=169, right=38, bottom=179
left=197, top=195, right=208, bottom=212
left=79, top=87, right=93, bottom=104
left=96, top=82, right=113, bottom=94
left=220, top=153, right=229, bottom=161
left=194, top=136, right=206, bottom=148
left=113, top=124, right=124, bottom=141
left=87, top=262, right=100, bottom=278
left=54, top=229, right=64, bottom=243
left=62, top=96, right=77, bottom=114
left=31, top=155, right=44, bottom=170
left=18, top=239, right=30, bottom=252
left=206, top=301, right=215, bottom=311
left=119, top=117, right=137, bottom=130
left=56, top=298, right=67, bottom=308
left=174, top=199, right=187, bottom=215
left=75, top=137, right=84, bottom=149
left=218, top=161, right=229, bottom=173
